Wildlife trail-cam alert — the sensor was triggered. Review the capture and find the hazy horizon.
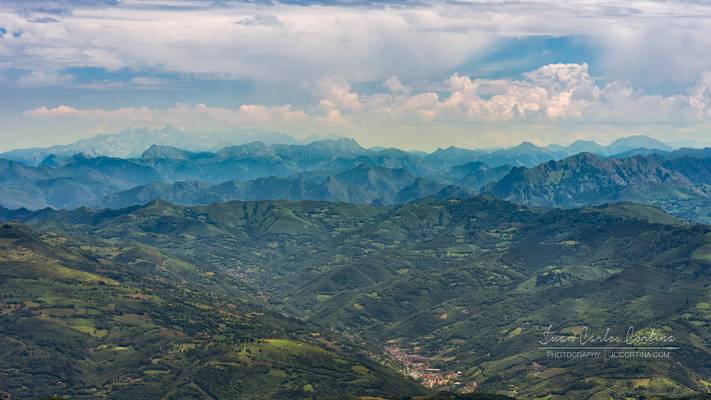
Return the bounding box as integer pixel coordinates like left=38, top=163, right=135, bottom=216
left=0, top=126, right=700, bottom=155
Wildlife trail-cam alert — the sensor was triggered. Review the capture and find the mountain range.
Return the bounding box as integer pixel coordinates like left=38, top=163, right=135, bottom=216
left=2, top=129, right=711, bottom=399
left=482, top=150, right=711, bottom=223
left=1, top=128, right=674, bottom=168
left=1, top=133, right=709, bottom=223
left=102, top=165, right=468, bottom=209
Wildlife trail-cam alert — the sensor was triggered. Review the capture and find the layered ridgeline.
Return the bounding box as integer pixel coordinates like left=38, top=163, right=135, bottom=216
left=1, top=197, right=710, bottom=399
left=1, top=134, right=709, bottom=222
left=0, top=128, right=672, bottom=167
left=0, top=139, right=474, bottom=210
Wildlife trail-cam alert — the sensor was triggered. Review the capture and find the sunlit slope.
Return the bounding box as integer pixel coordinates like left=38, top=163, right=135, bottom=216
left=0, top=223, right=423, bottom=399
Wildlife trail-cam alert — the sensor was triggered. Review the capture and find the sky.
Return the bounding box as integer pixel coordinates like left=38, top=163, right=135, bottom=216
left=2, top=0, right=711, bottom=152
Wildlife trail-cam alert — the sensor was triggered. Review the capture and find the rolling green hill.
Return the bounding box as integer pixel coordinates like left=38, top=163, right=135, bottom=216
left=0, top=222, right=424, bottom=399
left=2, top=197, right=710, bottom=399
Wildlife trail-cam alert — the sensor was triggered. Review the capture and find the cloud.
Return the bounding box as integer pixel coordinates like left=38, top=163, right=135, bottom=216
left=689, top=72, right=711, bottom=118
left=235, top=14, right=283, bottom=27
left=0, top=1, right=491, bottom=83
left=24, top=103, right=309, bottom=129
left=22, top=64, right=711, bottom=145
left=316, top=76, right=361, bottom=112
left=129, top=76, right=168, bottom=88
left=384, top=76, right=411, bottom=94
left=2, top=0, right=710, bottom=96
left=354, top=63, right=709, bottom=125
left=16, top=69, right=74, bottom=87
left=28, top=17, right=60, bottom=23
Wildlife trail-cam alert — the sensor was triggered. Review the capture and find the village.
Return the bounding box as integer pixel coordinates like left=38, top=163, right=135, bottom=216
left=384, top=345, right=477, bottom=392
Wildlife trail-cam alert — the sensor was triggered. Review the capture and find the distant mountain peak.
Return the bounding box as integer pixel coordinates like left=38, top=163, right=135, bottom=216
left=562, top=139, right=607, bottom=155
left=305, top=138, right=366, bottom=153
left=511, top=141, right=542, bottom=152
left=570, top=139, right=598, bottom=145
left=140, top=144, right=193, bottom=161
left=608, top=135, right=671, bottom=153
left=216, top=141, right=273, bottom=159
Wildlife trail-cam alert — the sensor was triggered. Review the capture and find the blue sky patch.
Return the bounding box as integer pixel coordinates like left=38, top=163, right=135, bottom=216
left=453, top=35, right=601, bottom=81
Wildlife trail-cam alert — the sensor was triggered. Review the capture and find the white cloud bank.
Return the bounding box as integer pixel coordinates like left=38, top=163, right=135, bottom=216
left=1, top=0, right=711, bottom=87
left=21, top=64, right=711, bottom=148
left=368, top=63, right=698, bottom=124
left=0, top=0, right=490, bottom=82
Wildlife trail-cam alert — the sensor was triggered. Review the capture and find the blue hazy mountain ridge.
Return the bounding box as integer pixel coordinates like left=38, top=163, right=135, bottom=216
left=0, top=127, right=303, bottom=165
left=606, top=134, right=672, bottom=154
left=125, top=145, right=711, bottom=223
left=0, top=154, right=161, bottom=209
left=1, top=134, right=710, bottom=222
left=101, top=164, right=468, bottom=209
left=0, top=128, right=673, bottom=167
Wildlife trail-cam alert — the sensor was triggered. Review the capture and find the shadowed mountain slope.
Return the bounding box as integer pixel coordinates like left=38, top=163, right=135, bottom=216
left=482, top=152, right=711, bottom=223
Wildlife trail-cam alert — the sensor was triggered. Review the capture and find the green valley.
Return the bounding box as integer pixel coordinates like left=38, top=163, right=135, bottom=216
left=0, top=222, right=423, bottom=399
left=2, top=197, right=709, bottom=399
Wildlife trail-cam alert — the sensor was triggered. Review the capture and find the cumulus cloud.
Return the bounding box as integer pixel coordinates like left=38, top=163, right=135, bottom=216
left=316, top=76, right=361, bottom=111
left=384, top=76, right=411, bottom=94
left=352, top=64, right=702, bottom=126
left=23, top=64, right=711, bottom=135
left=690, top=72, right=711, bottom=118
